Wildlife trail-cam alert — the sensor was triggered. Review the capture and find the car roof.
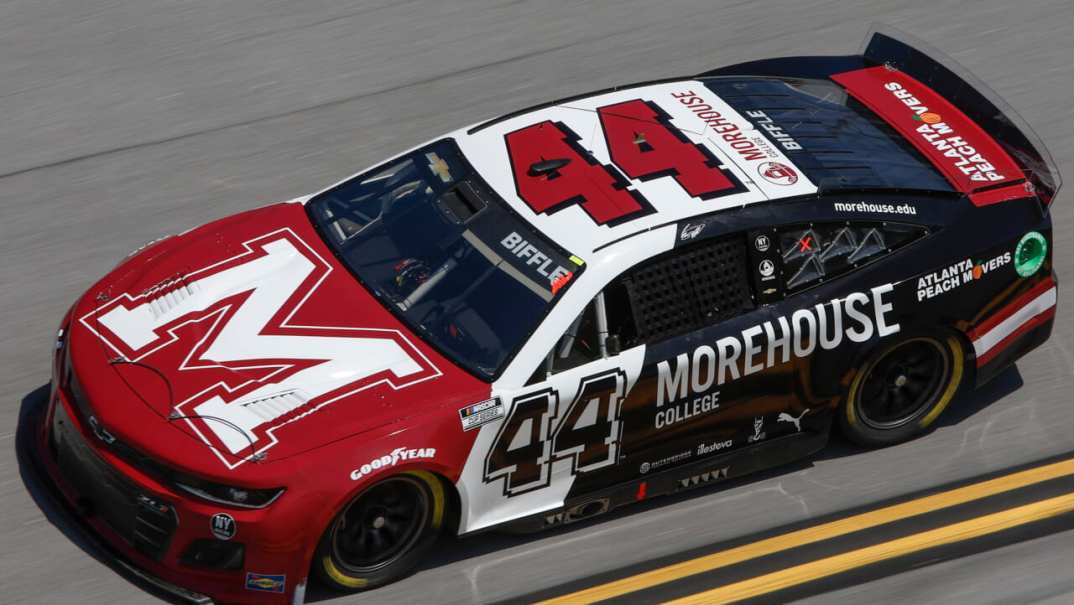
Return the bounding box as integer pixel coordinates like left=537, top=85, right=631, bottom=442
left=451, top=76, right=949, bottom=263
left=452, top=78, right=816, bottom=261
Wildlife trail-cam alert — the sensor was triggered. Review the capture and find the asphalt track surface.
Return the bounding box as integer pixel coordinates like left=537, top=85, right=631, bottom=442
left=2, top=1, right=1073, bottom=604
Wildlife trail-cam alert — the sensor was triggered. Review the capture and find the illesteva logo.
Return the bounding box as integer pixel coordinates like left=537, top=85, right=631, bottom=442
left=80, top=229, right=441, bottom=469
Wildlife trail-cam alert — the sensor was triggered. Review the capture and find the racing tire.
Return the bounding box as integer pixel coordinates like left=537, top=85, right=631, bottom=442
left=314, top=471, right=445, bottom=592
left=840, top=333, right=965, bottom=447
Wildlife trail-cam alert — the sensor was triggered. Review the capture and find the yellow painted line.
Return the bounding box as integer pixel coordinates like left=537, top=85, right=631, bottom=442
left=539, top=457, right=1074, bottom=605
left=667, top=492, right=1074, bottom=605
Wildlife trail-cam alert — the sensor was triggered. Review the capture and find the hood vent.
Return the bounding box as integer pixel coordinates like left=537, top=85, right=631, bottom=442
left=241, top=391, right=310, bottom=422
left=143, top=276, right=200, bottom=319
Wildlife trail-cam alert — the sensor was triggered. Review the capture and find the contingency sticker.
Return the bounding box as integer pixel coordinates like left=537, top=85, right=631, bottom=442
left=460, top=398, right=505, bottom=431
left=245, top=572, right=285, bottom=593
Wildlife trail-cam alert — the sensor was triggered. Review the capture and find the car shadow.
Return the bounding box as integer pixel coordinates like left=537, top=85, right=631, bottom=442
left=14, top=384, right=183, bottom=605
left=17, top=364, right=1027, bottom=605
left=310, top=368, right=1030, bottom=602
left=814, top=364, right=1025, bottom=461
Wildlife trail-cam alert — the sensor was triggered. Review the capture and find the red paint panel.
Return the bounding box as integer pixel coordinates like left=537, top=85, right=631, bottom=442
left=598, top=99, right=737, bottom=199
left=831, top=67, right=1023, bottom=200
left=967, top=276, right=1056, bottom=341
left=69, top=202, right=488, bottom=478
left=969, top=182, right=1034, bottom=207
left=976, top=306, right=1055, bottom=367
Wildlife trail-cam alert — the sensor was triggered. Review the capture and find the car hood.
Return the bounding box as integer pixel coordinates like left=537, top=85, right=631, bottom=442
left=68, top=202, right=485, bottom=477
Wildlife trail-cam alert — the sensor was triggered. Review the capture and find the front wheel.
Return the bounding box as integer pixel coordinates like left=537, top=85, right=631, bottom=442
left=314, top=471, right=445, bottom=592
left=840, top=334, right=965, bottom=447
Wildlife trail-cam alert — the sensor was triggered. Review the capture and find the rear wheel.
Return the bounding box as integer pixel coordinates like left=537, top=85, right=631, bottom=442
left=840, top=334, right=964, bottom=447
left=315, top=471, right=445, bottom=592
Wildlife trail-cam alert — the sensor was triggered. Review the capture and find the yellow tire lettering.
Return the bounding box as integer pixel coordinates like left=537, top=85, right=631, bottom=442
left=919, top=336, right=964, bottom=428
left=322, top=555, right=368, bottom=589
left=845, top=366, right=865, bottom=427
left=406, top=470, right=445, bottom=529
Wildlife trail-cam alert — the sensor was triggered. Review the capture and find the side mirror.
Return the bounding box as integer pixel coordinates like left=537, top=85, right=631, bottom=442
left=606, top=334, right=621, bottom=357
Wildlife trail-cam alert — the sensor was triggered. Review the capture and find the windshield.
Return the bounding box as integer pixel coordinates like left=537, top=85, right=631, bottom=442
left=306, top=139, right=584, bottom=380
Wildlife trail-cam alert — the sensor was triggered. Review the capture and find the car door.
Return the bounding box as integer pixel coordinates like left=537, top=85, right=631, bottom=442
left=460, top=228, right=842, bottom=530
left=501, top=230, right=805, bottom=501
left=596, top=230, right=799, bottom=492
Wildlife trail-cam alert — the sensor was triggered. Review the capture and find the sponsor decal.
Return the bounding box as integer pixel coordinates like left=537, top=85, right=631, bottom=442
left=680, top=222, right=706, bottom=241
left=917, top=112, right=943, bottom=125
left=754, top=234, right=771, bottom=252
left=641, top=450, right=692, bottom=474
left=79, top=230, right=442, bottom=469
left=757, top=161, right=798, bottom=186
left=210, top=513, right=236, bottom=540
left=884, top=81, right=1006, bottom=183
left=657, top=284, right=900, bottom=410
left=679, top=466, right=729, bottom=489
left=913, top=122, right=1004, bottom=182
left=831, top=68, right=1021, bottom=196
left=499, top=231, right=574, bottom=287
left=777, top=408, right=810, bottom=432
left=697, top=439, right=733, bottom=456
left=245, top=572, right=285, bottom=594
left=916, top=252, right=1012, bottom=301
left=350, top=447, right=436, bottom=481
left=748, top=416, right=766, bottom=443
left=459, top=398, right=505, bottom=431
left=1014, top=231, right=1047, bottom=277
left=758, top=259, right=776, bottom=280
left=656, top=389, right=720, bottom=429
left=833, top=201, right=917, bottom=215
left=551, top=273, right=572, bottom=296
left=672, top=90, right=779, bottom=163
left=744, top=110, right=803, bottom=152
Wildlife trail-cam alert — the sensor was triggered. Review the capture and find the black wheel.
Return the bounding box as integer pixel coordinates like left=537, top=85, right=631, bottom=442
left=315, top=471, right=445, bottom=591
left=840, top=334, right=965, bottom=447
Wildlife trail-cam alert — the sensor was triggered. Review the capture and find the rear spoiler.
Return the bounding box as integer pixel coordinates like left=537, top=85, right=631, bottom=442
left=700, top=26, right=1062, bottom=206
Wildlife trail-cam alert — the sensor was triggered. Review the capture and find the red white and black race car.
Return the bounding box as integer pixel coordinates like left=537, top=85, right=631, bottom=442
left=34, top=28, right=1059, bottom=604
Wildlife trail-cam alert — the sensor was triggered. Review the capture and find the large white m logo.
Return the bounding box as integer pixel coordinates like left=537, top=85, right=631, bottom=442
left=80, top=229, right=440, bottom=468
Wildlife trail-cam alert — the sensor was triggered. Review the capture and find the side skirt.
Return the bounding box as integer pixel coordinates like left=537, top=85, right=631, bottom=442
left=497, top=428, right=829, bottom=534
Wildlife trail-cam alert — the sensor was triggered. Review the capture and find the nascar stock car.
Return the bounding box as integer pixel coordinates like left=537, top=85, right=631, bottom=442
left=33, top=27, right=1059, bottom=605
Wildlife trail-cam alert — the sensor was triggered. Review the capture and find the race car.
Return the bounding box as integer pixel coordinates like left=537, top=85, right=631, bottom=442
left=32, top=27, right=1059, bottom=605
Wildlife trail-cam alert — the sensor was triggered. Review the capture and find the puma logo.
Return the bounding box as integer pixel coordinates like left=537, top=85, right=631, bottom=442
left=777, top=408, right=810, bottom=432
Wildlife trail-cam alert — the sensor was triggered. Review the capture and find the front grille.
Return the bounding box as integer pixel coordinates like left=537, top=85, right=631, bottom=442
left=63, top=372, right=178, bottom=485
left=51, top=403, right=178, bottom=560
left=66, top=369, right=96, bottom=427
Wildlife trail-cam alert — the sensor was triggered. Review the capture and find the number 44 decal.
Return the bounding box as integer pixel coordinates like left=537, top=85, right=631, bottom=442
left=505, top=99, right=743, bottom=226
left=484, top=370, right=627, bottom=496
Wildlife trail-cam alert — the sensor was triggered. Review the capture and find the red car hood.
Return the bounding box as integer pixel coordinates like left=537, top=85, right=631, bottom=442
left=68, top=202, right=484, bottom=478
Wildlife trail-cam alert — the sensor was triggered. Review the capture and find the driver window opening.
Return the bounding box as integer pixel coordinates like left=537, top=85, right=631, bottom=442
left=530, top=288, right=638, bottom=384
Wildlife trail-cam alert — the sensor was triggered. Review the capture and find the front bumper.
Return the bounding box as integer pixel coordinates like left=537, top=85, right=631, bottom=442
left=32, top=384, right=308, bottom=605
